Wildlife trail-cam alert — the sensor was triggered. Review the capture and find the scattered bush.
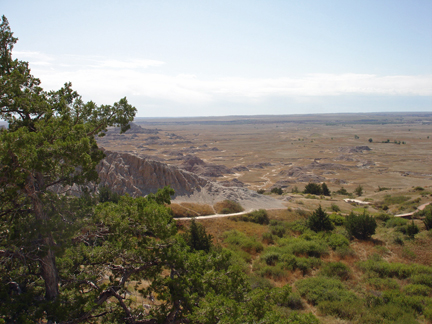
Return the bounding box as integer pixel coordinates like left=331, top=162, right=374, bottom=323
left=420, top=206, right=432, bottom=230
left=214, top=200, right=244, bottom=214
left=335, top=187, right=349, bottom=195
left=345, top=211, right=377, bottom=240
left=237, top=209, right=269, bottom=224
left=375, top=213, right=391, bottom=222
left=383, top=195, right=410, bottom=205
left=367, top=277, right=400, bottom=290
left=386, top=217, right=408, bottom=228
left=335, top=246, right=356, bottom=259
left=296, top=277, right=357, bottom=305
left=320, top=262, right=351, bottom=280
left=329, top=213, right=344, bottom=226
left=354, top=184, right=363, bottom=196
left=257, top=189, right=265, bottom=194
left=262, top=232, right=274, bottom=244
left=357, top=259, right=432, bottom=279
left=403, top=284, right=432, bottom=296
left=406, top=220, right=419, bottom=239
left=326, top=233, right=350, bottom=250
left=222, top=230, right=263, bottom=254
left=411, top=274, right=432, bottom=287
left=307, top=205, right=334, bottom=232
left=271, top=187, right=283, bottom=195
left=330, top=203, right=340, bottom=212
left=278, top=237, right=328, bottom=258
left=270, top=224, right=287, bottom=238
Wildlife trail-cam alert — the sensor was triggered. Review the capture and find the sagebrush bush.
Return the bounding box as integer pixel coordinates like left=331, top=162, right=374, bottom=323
left=214, top=200, right=244, bottom=214
left=367, top=277, right=400, bottom=290
left=222, top=230, right=263, bottom=253
left=329, top=213, right=344, bottom=226
left=278, top=237, right=328, bottom=257
left=318, top=299, right=363, bottom=320
left=320, top=262, right=351, bottom=280
left=357, top=259, right=432, bottom=279
left=403, top=284, right=432, bottom=296
left=386, top=217, right=408, bottom=227
left=296, top=276, right=357, bottom=305
left=411, top=274, right=432, bottom=287
left=326, top=233, right=350, bottom=250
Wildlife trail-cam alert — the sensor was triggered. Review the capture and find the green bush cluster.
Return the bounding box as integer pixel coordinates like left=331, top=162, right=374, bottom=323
left=329, top=213, right=345, bottom=226
left=357, top=259, right=432, bottom=279
left=235, top=209, right=269, bottom=225
left=222, top=230, right=263, bottom=254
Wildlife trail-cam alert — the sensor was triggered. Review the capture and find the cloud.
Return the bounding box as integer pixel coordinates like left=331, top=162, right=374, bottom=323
left=24, top=53, right=432, bottom=108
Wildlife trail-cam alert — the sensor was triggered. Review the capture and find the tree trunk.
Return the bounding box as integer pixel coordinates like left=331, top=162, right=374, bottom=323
left=26, top=172, right=59, bottom=300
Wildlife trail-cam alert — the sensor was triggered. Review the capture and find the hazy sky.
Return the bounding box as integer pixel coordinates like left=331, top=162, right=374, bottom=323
left=3, top=0, right=432, bottom=117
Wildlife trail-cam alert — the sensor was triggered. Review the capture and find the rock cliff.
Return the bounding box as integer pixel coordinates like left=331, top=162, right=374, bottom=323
left=97, top=150, right=284, bottom=210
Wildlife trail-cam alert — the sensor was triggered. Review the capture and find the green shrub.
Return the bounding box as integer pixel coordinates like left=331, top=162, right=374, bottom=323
left=282, top=292, right=304, bottom=310
left=222, top=230, right=263, bottom=253
left=375, top=213, right=391, bottom=222
left=249, top=275, right=274, bottom=290
left=330, top=203, right=341, bottom=212
left=367, top=277, right=400, bottom=290
left=318, top=299, right=364, bottom=320
left=329, top=213, right=345, bottom=226
left=326, top=233, right=350, bottom=250
left=345, top=211, right=377, bottom=240
left=278, top=237, right=328, bottom=257
left=271, top=187, right=283, bottom=195
left=239, top=209, right=269, bottom=224
left=287, top=220, right=308, bottom=233
left=214, top=200, right=244, bottom=214
left=262, top=251, right=280, bottom=266
left=320, top=262, right=351, bottom=280
left=296, top=276, right=357, bottom=305
left=307, top=205, right=334, bottom=232
left=357, top=260, right=432, bottom=279
left=403, top=284, right=432, bottom=296
left=406, top=221, right=419, bottom=239
left=383, top=195, right=410, bottom=205
left=335, top=187, right=349, bottom=195
left=421, top=206, right=432, bottom=230
left=335, top=246, right=356, bottom=259
left=411, top=274, right=432, bottom=287
left=262, top=232, right=274, bottom=244
left=270, top=224, right=286, bottom=238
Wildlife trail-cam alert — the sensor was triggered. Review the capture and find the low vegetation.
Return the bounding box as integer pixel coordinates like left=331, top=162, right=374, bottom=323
left=214, top=199, right=244, bottom=214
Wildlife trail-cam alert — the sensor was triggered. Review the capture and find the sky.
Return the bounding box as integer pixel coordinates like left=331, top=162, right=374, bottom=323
left=2, top=0, right=432, bottom=117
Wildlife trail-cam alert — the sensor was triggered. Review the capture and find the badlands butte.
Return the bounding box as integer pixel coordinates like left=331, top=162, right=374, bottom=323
left=95, top=112, right=432, bottom=215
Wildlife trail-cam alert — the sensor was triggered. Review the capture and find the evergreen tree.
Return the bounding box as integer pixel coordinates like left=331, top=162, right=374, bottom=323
left=321, top=183, right=331, bottom=196
left=303, top=182, right=322, bottom=195
left=183, top=218, right=213, bottom=252
left=307, top=205, right=334, bottom=232
left=0, top=14, right=135, bottom=310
